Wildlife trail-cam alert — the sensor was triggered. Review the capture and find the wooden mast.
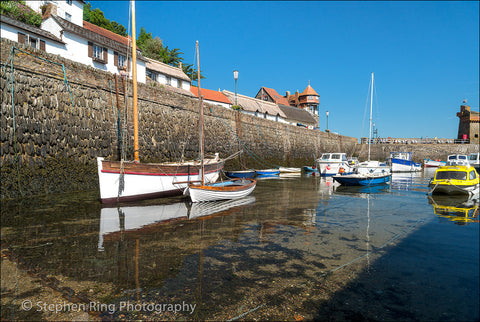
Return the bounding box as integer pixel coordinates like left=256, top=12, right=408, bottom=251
left=131, top=0, right=139, bottom=162
left=196, top=41, right=205, bottom=185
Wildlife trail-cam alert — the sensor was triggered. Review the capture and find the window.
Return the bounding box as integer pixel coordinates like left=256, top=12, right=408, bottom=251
left=88, top=42, right=107, bottom=63
left=67, top=0, right=73, bottom=4
left=28, top=36, right=38, bottom=48
left=435, top=171, right=467, bottom=180
left=177, top=80, right=182, bottom=88
left=93, top=44, right=102, bottom=59
left=469, top=171, right=477, bottom=180
left=146, top=69, right=157, bottom=81
left=166, top=76, right=171, bottom=85
left=118, top=54, right=127, bottom=67
left=65, top=12, right=71, bottom=21
left=18, top=33, right=45, bottom=51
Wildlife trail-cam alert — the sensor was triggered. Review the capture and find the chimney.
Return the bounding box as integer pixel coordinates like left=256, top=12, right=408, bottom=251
left=179, top=62, right=182, bottom=69
left=286, top=91, right=291, bottom=97
left=42, top=3, right=57, bottom=19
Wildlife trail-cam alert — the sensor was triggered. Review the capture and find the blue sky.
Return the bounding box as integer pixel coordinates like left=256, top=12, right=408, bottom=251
left=92, top=1, right=479, bottom=139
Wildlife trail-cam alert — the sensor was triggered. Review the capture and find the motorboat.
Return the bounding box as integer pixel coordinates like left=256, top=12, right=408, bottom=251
left=424, top=158, right=446, bottom=168
left=446, top=154, right=469, bottom=166
left=468, top=152, right=480, bottom=171
left=386, top=152, right=422, bottom=172
left=315, top=153, right=353, bottom=176
left=428, top=165, right=479, bottom=196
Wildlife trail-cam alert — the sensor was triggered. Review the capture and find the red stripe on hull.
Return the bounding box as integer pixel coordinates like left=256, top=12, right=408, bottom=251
left=100, top=169, right=218, bottom=176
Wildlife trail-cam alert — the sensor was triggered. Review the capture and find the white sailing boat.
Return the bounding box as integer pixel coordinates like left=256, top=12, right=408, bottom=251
left=97, top=1, right=224, bottom=203
left=355, top=72, right=391, bottom=175
left=186, top=41, right=256, bottom=203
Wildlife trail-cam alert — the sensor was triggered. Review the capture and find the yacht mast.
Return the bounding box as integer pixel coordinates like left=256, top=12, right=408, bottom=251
left=368, top=72, right=374, bottom=162
left=196, top=41, right=204, bottom=185
left=131, top=0, right=139, bottom=162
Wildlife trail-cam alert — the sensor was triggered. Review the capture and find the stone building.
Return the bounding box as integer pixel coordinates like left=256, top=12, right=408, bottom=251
left=457, top=101, right=479, bottom=144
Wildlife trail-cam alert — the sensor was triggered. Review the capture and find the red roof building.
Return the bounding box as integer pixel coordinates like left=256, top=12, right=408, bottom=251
left=190, top=86, right=232, bottom=107
left=255, top=87, right=290, bottom=106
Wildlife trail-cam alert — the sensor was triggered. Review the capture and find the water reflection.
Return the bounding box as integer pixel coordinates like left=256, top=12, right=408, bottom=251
left=1, top=171, right=478, bottom=321
left=428, top=194, right=479, bottom=225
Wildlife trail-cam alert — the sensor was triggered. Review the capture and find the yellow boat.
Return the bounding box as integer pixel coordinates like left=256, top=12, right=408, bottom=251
left=428, top=165, right=479, bottom=196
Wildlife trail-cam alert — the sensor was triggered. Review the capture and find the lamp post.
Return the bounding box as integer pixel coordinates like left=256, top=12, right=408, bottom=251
left=326, top=110, right=329, bottom=131
left=233, top=70, right=238, bottom=106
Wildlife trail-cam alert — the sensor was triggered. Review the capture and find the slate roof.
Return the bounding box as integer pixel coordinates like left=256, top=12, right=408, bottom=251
left=0, top=14, right=64, bottom=43
left=49, top=15, right=146, bottom=60
left=146, top=57, right=191, bottom=82
left=223, top=90, right=286, bottom=118
left=190, top=86, right=232, bottom=104
left=257, top=87, right=290, bottom=106
left=278, top=104, right=317, bottom=125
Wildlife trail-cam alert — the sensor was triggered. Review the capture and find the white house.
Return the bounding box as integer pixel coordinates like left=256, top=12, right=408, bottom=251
left=0, top=1, right=148, bottom=83
left=0, top=14, right=65, bottom=55
left=28, top=0, right=84, bottom=26
left=145, top=58, right=191, bottom=92
left=222, top=90, right=287, bottom=123
left=40, top=4, right=147, bottom=83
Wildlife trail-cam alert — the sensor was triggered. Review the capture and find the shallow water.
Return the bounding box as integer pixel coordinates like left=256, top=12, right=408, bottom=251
left=1, top=169, right=479, bottom=321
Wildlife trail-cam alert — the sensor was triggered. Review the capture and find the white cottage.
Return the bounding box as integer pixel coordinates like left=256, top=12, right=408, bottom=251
left=222, top=90, right=287, bottom=123
left=145, top=58, right=191, bottom=92
left=0, top=14, right=65, bottom=54
left=40, top=4, right=147, bottom=83
left=1, top=0, right=148, bottom=83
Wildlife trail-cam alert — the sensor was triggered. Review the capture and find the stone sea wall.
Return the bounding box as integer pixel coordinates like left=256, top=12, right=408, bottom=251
left=1, top=39, right=358, bottom=200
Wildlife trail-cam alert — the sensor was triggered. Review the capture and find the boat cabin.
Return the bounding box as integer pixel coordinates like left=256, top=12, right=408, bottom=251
left=319, top=153, right=348, bottom=163
left=446, top=154, right=469, bottom=166
left=389, top=152, right=413, bottom=160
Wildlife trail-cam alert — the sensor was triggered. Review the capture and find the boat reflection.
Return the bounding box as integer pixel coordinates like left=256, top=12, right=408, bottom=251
left=98, top=197, right=256, bottom=251
left=333, top=183, right=390, bottom=196
left=428, top=194, right=479, bottom=225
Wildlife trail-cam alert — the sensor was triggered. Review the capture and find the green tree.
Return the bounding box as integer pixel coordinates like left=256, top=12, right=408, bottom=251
left=83, top=2, right=127, bottom=36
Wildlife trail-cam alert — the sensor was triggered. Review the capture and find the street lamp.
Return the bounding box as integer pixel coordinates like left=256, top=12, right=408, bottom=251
left=326, top=110, right=329, bottom=131
left=233, top=70, right=238, bottom=106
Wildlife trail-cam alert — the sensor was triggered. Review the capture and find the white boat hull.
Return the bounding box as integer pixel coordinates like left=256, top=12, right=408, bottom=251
left=187, top=179, right=256, bottom=202
left=97, top=157, right=223, bottom=203
left=355, top=160, right=391, bottom=175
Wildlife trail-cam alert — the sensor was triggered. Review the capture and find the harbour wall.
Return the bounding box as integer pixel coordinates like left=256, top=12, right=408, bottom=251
left=1, top=39, right=478, bottom=200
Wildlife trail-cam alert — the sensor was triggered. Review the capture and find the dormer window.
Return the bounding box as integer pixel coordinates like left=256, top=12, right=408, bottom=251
left=65, top=12, right=71, bottom=21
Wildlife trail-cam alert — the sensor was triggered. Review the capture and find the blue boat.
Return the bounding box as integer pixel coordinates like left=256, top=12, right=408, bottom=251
left=302, top=166, right=319, bottom=173
left=255, top=169, right=280, bottom=176
left=386, top=152, right=422, bottom=172
left=225, top=170, right=256, bottom=179
left=332, top=173, right=391, bottom=186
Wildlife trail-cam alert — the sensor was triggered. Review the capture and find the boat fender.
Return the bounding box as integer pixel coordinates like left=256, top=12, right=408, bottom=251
left=339, top=167, right=345, bottom=174
left=326, top=165, right=331, bottom=170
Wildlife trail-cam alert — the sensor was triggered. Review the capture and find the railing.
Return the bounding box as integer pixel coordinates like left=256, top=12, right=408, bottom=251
left=360, top=138, right=471, bottom=144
